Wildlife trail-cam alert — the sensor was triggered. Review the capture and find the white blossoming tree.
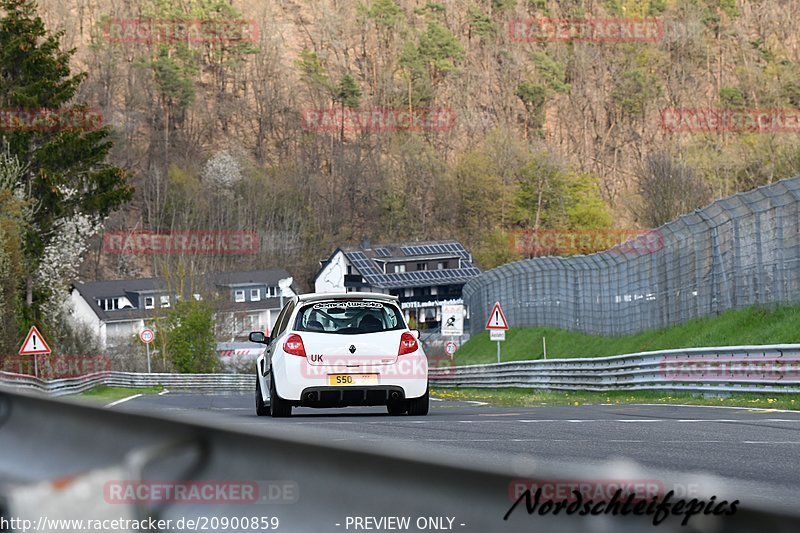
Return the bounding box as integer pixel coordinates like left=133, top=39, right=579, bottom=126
left=202, top=150, right=243, bottom=192
left=35, top=206, right=101, bottom=324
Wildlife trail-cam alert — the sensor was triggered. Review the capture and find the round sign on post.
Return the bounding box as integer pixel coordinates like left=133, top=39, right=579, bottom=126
left=140, top=328, right=155, bottom=374
left=139, top=328, right=155, bottom=344
left=445, top=341, right=458, bottom=358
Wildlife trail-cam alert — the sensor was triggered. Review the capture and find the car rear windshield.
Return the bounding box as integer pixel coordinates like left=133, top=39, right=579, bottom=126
left=294, top=300, right=406, bottom=334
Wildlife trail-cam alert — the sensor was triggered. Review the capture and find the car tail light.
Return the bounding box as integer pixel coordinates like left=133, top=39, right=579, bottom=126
left=398, top=331, right=418, bottom=355
left=283, top=334, right=307, bottom=357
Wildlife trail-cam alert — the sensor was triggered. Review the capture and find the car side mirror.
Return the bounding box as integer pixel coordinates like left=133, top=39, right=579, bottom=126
left=249, top=331, right=268, bottom=344
left=410, top=329, right=420, bottom=339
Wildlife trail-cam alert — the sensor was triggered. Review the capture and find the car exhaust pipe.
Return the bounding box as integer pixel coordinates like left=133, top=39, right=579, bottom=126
left=390, top=391, right=400, bottom=400
left=306, top=392, right=316, bottom=401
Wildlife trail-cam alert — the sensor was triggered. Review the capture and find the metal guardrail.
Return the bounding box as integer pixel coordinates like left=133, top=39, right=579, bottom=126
left=0, top=371, right=253, bottom=397
left=4, top=344, right=799, bottom=397
left=430, top=344, right=800, bottom=394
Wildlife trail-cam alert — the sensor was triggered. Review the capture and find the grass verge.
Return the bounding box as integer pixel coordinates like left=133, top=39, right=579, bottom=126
left=79, top=385, right=163, bottom=401
left=455, top=304, right=800, bottom=365
left=431, top=387, right=800, bottom=411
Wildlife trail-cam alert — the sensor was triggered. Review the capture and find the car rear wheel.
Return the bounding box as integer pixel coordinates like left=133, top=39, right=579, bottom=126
left=255, top=377, right=269, bottom=416
left=406, top=389, right=429, bottom=416
left=387, top=401, right=407, bottom=416
left=269, top=373, right=292, bottom=418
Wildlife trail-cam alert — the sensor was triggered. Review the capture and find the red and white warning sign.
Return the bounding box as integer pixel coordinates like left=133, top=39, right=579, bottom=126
left=445, top=341, right=458, bottom=355
left=19, top=325, right=52, bottom=355
left=485, top=302, right=509, bottom=330
left=139, top=328, right=155, bottom=344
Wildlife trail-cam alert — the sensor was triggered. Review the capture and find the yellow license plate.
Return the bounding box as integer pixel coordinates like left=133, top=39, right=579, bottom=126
left=328, top=374, right=379, bottom=386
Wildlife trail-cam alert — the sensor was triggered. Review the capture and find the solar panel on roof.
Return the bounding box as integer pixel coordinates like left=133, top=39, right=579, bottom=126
left=401, top=243, right=464, bottom=257
left=345, top=250, right=387, bottom=286
left=375, top=248, right=391, bottom=257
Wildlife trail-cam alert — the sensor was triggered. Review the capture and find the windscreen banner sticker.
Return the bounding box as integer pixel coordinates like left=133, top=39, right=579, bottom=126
left=312, top=301, right=383, bottom=309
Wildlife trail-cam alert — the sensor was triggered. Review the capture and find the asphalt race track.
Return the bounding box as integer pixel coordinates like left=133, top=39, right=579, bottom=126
left=100, top=391, right=800, bottom=510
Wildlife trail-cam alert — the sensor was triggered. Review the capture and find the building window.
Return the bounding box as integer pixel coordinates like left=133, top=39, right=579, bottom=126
left=267, top=286, right=278, bottom=297
left=160, top=295, right=170, bottom=308
left=347, top=265, right=353, bottom=275
left=404, top=288, right=413, bottom=297
left=97, top=298, right=125, bottom=311
left=417, top=263, right=428, bottom=271
left=394, top=264, right=406, bottom=273
left=234, top=290, right=246, bottom=303
left=431, top=287, right=438, bottom=295
left=437, top=261, right=447, bottom=270
left=250, top=288, right=261, bottom=301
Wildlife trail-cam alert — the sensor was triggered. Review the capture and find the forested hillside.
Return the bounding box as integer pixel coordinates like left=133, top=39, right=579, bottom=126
left=34, top=0, right=800, bottom=285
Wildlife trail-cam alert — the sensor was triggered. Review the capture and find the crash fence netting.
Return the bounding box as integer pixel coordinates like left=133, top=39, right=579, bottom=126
left=465, top=177, right=800, bottom=336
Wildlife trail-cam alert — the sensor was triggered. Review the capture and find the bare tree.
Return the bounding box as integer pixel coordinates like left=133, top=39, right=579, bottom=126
left=636, top=152, right=711, bottom=228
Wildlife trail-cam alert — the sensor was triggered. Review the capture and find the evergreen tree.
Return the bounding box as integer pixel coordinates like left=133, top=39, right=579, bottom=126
left=0, top=0, right=133, bottom=324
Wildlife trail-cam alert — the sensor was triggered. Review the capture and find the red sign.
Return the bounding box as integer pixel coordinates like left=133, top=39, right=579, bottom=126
left=19, top=325, right=52, bottom=355
left=139, top=328, right=155, bottom=344
left=485, top=302, right=509, bottom=330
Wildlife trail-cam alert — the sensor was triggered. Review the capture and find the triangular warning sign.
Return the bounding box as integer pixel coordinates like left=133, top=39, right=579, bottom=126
left=19, top=325, right=52, bottom=355
left=485, top=302, right=509, bottom=330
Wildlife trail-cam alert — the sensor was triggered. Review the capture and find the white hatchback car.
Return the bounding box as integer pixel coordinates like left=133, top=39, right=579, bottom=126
left=250, top=292, right=429, bottom=418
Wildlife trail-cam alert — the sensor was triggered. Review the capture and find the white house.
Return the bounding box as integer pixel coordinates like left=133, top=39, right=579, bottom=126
left=314, top=240, right=480, bottom=329
left=69, top=269, right=298, bottom=348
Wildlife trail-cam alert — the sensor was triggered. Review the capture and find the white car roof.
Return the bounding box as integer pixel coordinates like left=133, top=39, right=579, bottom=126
left=297, top=292, right=399, bottom=303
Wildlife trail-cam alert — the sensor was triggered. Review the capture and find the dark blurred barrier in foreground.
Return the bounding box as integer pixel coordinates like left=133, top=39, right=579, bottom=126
left=0, top=389, right=799, bottom=532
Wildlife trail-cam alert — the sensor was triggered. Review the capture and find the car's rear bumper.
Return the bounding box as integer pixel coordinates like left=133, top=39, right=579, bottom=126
left=298, top=385, right=407, bottom=407
left=272, top=351, right=429, bottom=402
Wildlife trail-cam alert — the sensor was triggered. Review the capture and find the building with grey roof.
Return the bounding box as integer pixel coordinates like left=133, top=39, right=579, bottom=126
left=69, top=269, right=298, bottom=348
left=314, top=240, right=481, bottom=329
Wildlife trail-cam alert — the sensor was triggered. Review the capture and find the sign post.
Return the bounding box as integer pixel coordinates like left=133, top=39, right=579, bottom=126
left=19, top=325, right=52, bottom=378
left=441, top=304, right=464, bottom=360
left=485, top=302, right=509, bottom=364
left=139, top=328, right=155, bottom=373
